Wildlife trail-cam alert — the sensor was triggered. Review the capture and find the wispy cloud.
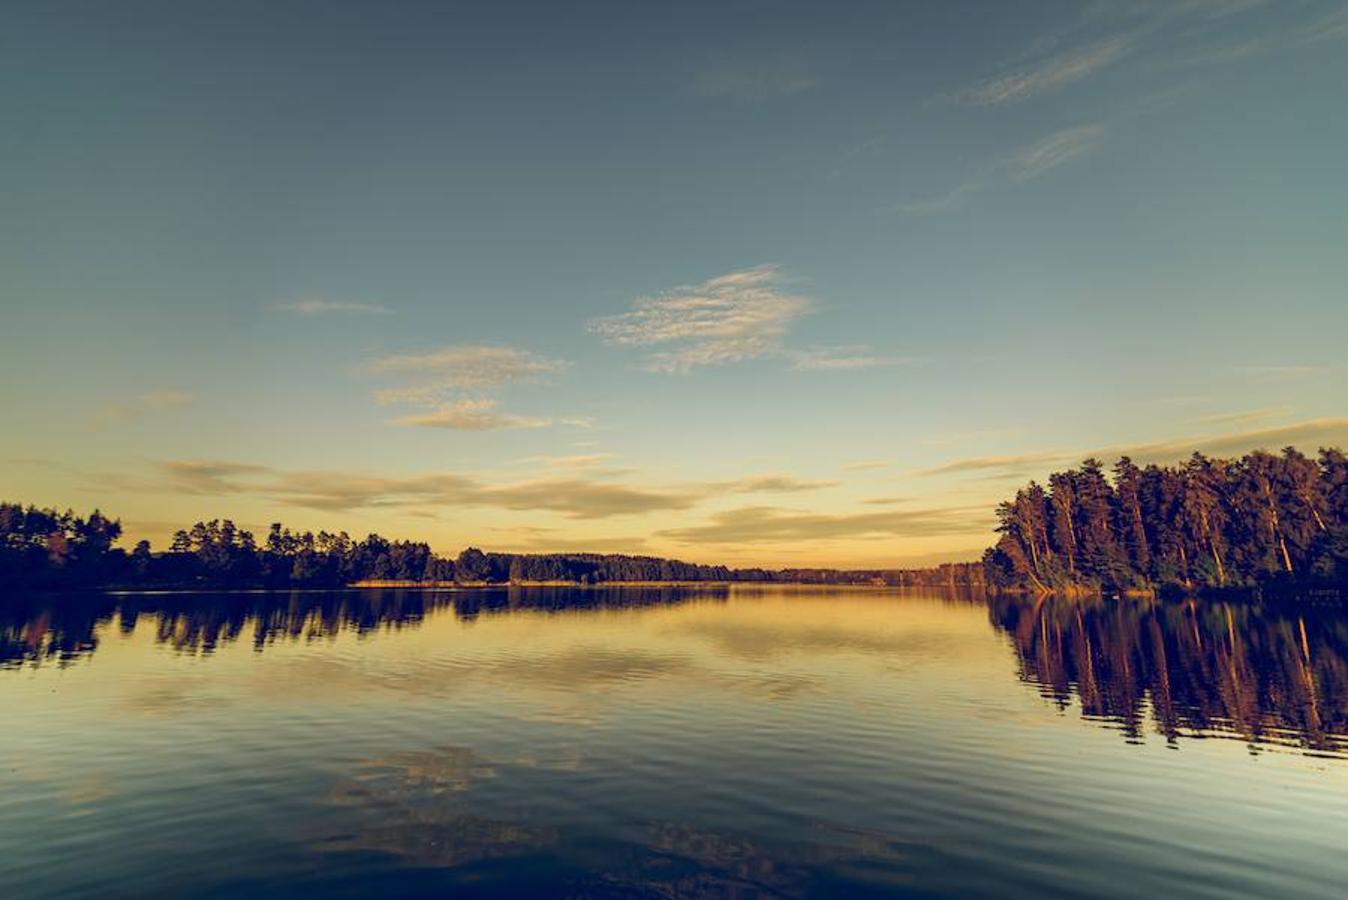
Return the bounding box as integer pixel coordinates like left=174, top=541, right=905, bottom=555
left=140, top=390, right=194, bottom=410
left=148, top=459, right=703, bottom=518
left=591, top=266, right=811, bottom=373
left=365, top=344, right=575, bottom=430
left=389, top=398, right=555, bottom=431
left=914, top=450, right=1074, bottom=480
left=914, top=417, right=1348, bottom=481
left=952, top=35, right=1134, bottom=106
left=1235, top=363, right=1338, bottom=380
left=693, top=53, right=818, bottom=102
left=790, top=346, right=913, bottom=371
left=277, top=298, right=393, bottom=316
left=842, top=459, right=893, bottom=472
left=945, top=0, right=1331, bottom=114
left=659, top=503, right=992, bottom=545
left=500, top=534, right=653, bottom=554
left=898, top=123, right=1105, bottom=214
left=1199, top=406, right=1292, bottom=426
left=158, top=460, right=273, bottom=494
left=91, top=390, right=195, bottom=429
left=1302, top=5, right=1348, bottom=42
left=521, top=453, right=620, bottom=469
left=1009, top=124, right=1107, bottom=181
left=486, top=479, right=702, bottom=519
left=366, top=344, right=568, bottom=389
left=721, top=475, right=841, bottom=494
left=121, top=458, right=855, bottom=523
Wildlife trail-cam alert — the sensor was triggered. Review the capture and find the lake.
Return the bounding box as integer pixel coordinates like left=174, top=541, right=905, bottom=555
left=2, top=586, right=1346, bottom=898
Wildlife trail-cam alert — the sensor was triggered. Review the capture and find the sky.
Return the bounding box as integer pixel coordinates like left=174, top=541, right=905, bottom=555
left=3, top=0, right=1347, bottom=568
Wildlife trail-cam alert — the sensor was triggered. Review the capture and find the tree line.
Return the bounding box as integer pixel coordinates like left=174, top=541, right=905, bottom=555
left=0, top=503, right=984, bottom=591
left=983, top=447, right=1348, bottom=594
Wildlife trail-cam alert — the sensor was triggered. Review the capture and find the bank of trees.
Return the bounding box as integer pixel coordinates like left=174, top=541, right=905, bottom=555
left=983, top=447, right=1348, bottom=594
left=0, top=504, right=124, bottom=588
left=1, top=503, right=983, bottom=590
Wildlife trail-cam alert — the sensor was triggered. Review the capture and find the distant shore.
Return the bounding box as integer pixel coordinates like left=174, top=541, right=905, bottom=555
left=345, top=579, right=940, bottom=589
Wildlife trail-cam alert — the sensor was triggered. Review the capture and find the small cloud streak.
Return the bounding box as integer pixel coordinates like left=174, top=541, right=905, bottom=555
left=659, top=504, right=992, bottom=545
left=366, top=345, right=568, bottom=389
left=277, top=298, right=393, bottom=316
left=1199, top=406, right=1292, bottom=426
left=91, top=389, right=195, bottom=429
left=722, top=475, right=841, bottom=493
left=139, top=390, right=195, bottom=410
left=1009, top=125, right=1107, bottom=181
left=1236, top=363, right=1337, bottom=380
left=952, top=36, right=1133, bottom=106
left=694, top=54, right=818, bottom=102
left=915, top=450, right=1073, bottom=480
left=899, top=123, right=1105, bottom=214
left=842, top=460, right=893, bottom=472
left=790, top=346, right=912, bottom=371
left=915, top=418, right=1348, bottom=481
left=591, top=266, right=811, bottom=373
left=522, top=453, right=619, bottom=469
left=147, top=459, right=702, bottom=519
left=124, top=459, right=856, bottom=524
left=389, top=398, right=554, bottom=431
left=365, top=344, right=576, bottom=431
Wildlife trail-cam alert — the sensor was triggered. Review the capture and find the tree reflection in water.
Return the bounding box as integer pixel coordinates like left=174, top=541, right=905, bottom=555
left=5, top=586, right=1346, bottom=756
left=0, top=586, right=727, bottom=668
left=989, top=594, right=1348, bottom=754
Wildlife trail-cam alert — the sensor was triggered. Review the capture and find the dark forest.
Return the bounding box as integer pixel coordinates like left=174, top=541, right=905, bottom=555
left=6, top=444, right=1346, bottom=597
left=984, top=447, right=1348, bottom=595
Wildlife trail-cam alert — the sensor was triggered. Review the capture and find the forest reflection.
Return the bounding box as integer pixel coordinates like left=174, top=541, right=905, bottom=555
left=0, top=586, right=728, bottom=668
left=988, top=594, right=1348, bottom=754
left=5, top=587, right=1346, bottom=756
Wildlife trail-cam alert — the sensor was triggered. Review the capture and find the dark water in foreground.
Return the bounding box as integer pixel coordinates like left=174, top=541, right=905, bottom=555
left=2, top=586, right=1346, bottom=898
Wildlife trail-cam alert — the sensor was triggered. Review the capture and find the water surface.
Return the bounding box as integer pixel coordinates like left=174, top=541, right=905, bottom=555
left=2, top=586, right=1346, bottom=898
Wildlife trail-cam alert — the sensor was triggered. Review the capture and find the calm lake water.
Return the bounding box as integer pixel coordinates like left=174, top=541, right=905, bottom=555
left=2, top=586, right=1346, bottom=898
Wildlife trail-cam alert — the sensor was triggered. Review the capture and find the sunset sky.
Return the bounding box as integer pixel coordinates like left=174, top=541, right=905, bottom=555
left=4, top=0, right=1346, bottom=567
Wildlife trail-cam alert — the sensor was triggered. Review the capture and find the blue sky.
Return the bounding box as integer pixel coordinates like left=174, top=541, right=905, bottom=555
left=3, top=0, right=1347, bottom=566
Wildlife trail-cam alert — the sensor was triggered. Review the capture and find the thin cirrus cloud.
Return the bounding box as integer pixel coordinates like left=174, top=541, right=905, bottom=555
left=366, top=344, right=568, bottom=389
left=658, top=504, right=993, bottom=545
left=592, top=266, right=906, bottom=374
left=590, top=265, right=811, bottom=373
left=842, top=459, right=894, bottom=472
left=150, top=459, right=702, bottom=518
left=790, top=346, right=913, bottom=371
left=949, top=35, right=1134, bottom=106
left=1009, top=125, right=1107, bottom=181
left=90, top=389, right=195, bottom=429
left=721, top=475, right=841, bottom=493
left=693, top=53, right=819, bottom=102
left=1199, top=406, right=1293, bottom=426
left=520, top=453, right=620, bottom=469
left=913, top=417, right=1348, bottom=481
left=132, top=459, right=845, bottom=520
left=388, top=398, right=554, bottom=431
left=363, top=344, right=576, bottom=431
left=899, top=124, right=1105, bottom=215
left=276, top=298, right=393, bottom=316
